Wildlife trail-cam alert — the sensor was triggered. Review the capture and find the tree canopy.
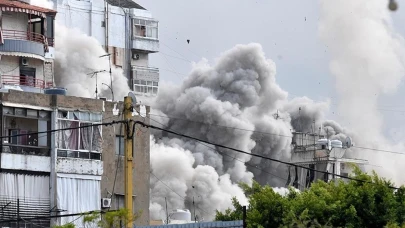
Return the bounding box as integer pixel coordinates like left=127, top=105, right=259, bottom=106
left=215, top=167, right=405, bottom=228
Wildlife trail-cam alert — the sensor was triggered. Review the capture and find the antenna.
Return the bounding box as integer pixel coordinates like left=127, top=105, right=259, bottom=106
left=165, top=197, right=169, bottom=224
left=345, top=137, right=352, bottom=148
left=128, top=91, right=137, bottom=105
left=87, top=70, right=107, bottom=99
left=298, top=107, right=302, bottom=132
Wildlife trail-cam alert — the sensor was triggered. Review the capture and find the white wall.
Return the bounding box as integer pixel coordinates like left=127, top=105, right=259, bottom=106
left=55, top=0, right=155, bottom=49
left=0, top=56, right=45, bottom=80
left=2, top=12, right=28, bottom=31
left=0, top=153, right=51, bottom=172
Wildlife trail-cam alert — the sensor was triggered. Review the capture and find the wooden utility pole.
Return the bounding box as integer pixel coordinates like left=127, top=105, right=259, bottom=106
left=123, top=96, right=134, bottom=228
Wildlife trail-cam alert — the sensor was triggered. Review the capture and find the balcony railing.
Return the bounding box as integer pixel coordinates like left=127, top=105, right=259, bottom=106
left=2, top=29, right=54, bottom=46
left=2, top=144, right=50, bottom=156
left=1, top=75, right=47, bottom=89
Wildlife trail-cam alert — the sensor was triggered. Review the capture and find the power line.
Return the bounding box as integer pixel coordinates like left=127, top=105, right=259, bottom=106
left=0, top=120, right=126, bottom=140
left=149, top=113, right=293, bottom=139
left=147, top=117, right=294, bottom=186
left=148, top=112, right=405, bottom=156
left=134, top=121, right=400, bottom=190
left=352, top=146, right=405, bottom=155
left=0, top=210, right=113, bottom=223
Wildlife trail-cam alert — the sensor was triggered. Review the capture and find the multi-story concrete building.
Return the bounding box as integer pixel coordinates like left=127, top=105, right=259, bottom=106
left=0, top=1, right=151, bottom=227
left=0, top=89, right=151, bottom=227
left=52, top=0, right=160, bottom=97
left=286, top=132, right=367, bottom=191
left=0, top=0, right=56, bottom=93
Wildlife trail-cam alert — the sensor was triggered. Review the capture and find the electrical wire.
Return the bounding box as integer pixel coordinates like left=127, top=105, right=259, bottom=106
left=134, top=121, right=401, bottom=190
left=146, top=112, right=405, bottom=156
left=0, top=120, right=126, bottom=140
left=0, top=210, right=114, bottom=223
left=147, top=116, right=296, bottom=187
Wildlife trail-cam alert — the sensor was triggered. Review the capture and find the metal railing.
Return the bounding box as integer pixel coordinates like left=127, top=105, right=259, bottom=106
left=1, top=75, right=46, bottom=89
left=2, top=29, right=54, bottom=46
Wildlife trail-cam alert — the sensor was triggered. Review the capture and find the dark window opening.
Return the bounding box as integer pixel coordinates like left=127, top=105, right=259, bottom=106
left=20, top=67, right=36, bottom=87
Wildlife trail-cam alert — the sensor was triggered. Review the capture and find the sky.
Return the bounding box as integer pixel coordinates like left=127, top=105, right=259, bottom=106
left=136, top=0, right=405, bottom=142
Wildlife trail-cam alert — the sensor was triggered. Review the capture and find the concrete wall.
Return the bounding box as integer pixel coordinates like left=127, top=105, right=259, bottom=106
left=131, top=52, right=148, bottom=67
left=0, top=90, right=103, bottom=112
left=2, top=12, right=28, bottom=31
left=1, top=153, right=51, bottom=172
left=56, top=157, right=103, bottom=175
left=0, top=56, right=45, bottom=81
left=101, top=101, right=150, bottom=226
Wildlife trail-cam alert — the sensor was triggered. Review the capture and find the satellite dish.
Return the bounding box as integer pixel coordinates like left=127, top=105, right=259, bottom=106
left=344, top=136, right=352, bottom=148
left=128, top=91, right=137, bottom=105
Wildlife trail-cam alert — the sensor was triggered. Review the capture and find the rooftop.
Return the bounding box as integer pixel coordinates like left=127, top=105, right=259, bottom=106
left=106, top=0, right=145, bottom=9
left=0, top=0, right=56, bottom=17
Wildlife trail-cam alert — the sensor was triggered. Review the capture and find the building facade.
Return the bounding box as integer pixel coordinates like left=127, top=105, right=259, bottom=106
left=52, top=0, right=160, bottom=97
left=0, top=0, right=56, bottom=93
left=286, top=132, right=367, bottom=191
left=0, top=90, right=151, bottom=227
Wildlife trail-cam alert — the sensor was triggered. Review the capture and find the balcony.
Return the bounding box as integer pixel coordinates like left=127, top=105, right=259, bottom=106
left=132, top=66, right=159, bottom=81
left=2, top=30, right=47, bottom=44
left=131, top=18, right=159, bottom=53
left=0, top=30, right=51, bottom=57
left=132, top=37, right=159, bottom=53
left=132, top=66, right=159, bottom=96
left=1, top=75, right=52, bottom=92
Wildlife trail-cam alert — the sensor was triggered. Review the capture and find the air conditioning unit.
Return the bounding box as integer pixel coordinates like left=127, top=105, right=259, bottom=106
left=101, top=198, right=111, bottom=208
left=132, top=52, right=140, bottom=60
left=20, top=57, right=29, bottom=66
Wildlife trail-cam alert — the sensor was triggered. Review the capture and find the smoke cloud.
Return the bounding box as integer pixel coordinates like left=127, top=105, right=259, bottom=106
left=148, top=44, right=335, bottom=220
left=54, top=25, right=130, bottom=100
left=319, top=0, right=405, bottom=183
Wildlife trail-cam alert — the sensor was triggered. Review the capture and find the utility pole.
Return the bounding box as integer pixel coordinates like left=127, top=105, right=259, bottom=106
left=123, top=96, right=134, bottom=228
left=242, top=206, right=247, bottom=228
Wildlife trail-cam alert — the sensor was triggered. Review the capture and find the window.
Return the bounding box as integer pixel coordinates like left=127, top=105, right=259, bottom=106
left=115, top=194, right=135, bottom=211
left=132, top=18, right=158, bottom=39
left=133, top=79, right=159, bottom=96
left=56, top=111, right=103, bottom=160
left=3, top=107, right=51, bottom=156
left=115, top=136, right=124, bottom=155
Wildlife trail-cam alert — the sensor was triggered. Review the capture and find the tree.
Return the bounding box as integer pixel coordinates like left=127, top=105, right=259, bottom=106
left=216, top=167, right=405, bottom=227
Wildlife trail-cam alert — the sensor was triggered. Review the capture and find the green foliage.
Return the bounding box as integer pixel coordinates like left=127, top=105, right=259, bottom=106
left=216, top=167, right=405, bottom=227
left=53, top=208, right=141, bottom=228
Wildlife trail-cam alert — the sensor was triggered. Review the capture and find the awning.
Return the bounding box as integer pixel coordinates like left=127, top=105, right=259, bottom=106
left=0, top=51, right=44, bottom=61
left=1, top=6, right=46, bottom=18
left=0, top=0, right=57, bottom=18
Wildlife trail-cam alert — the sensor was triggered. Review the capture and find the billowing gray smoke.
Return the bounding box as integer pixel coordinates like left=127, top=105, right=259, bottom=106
left=148, top=44, right=337, bottom=220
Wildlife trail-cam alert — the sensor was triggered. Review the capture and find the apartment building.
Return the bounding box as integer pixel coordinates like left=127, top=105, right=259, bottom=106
left=286, top=132, right=367, bottom=191
left=0, top=0, right=56, bottom=92
left=0, top=1, right=151, bottom=227
left=52, top=0, right=160, bottom=97
left=0, top=89, right=151, bottom=227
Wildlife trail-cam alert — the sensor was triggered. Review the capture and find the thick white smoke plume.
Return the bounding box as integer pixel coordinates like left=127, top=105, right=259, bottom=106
left=319, top=0, right=405, bottom=183
left=54, top=25, right=130, bottom=99
left=31, top=0, right=130, bottom=100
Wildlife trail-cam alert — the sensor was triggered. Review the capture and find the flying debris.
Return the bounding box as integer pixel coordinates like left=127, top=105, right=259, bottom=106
left=388, top=0, right=398, bottom=11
